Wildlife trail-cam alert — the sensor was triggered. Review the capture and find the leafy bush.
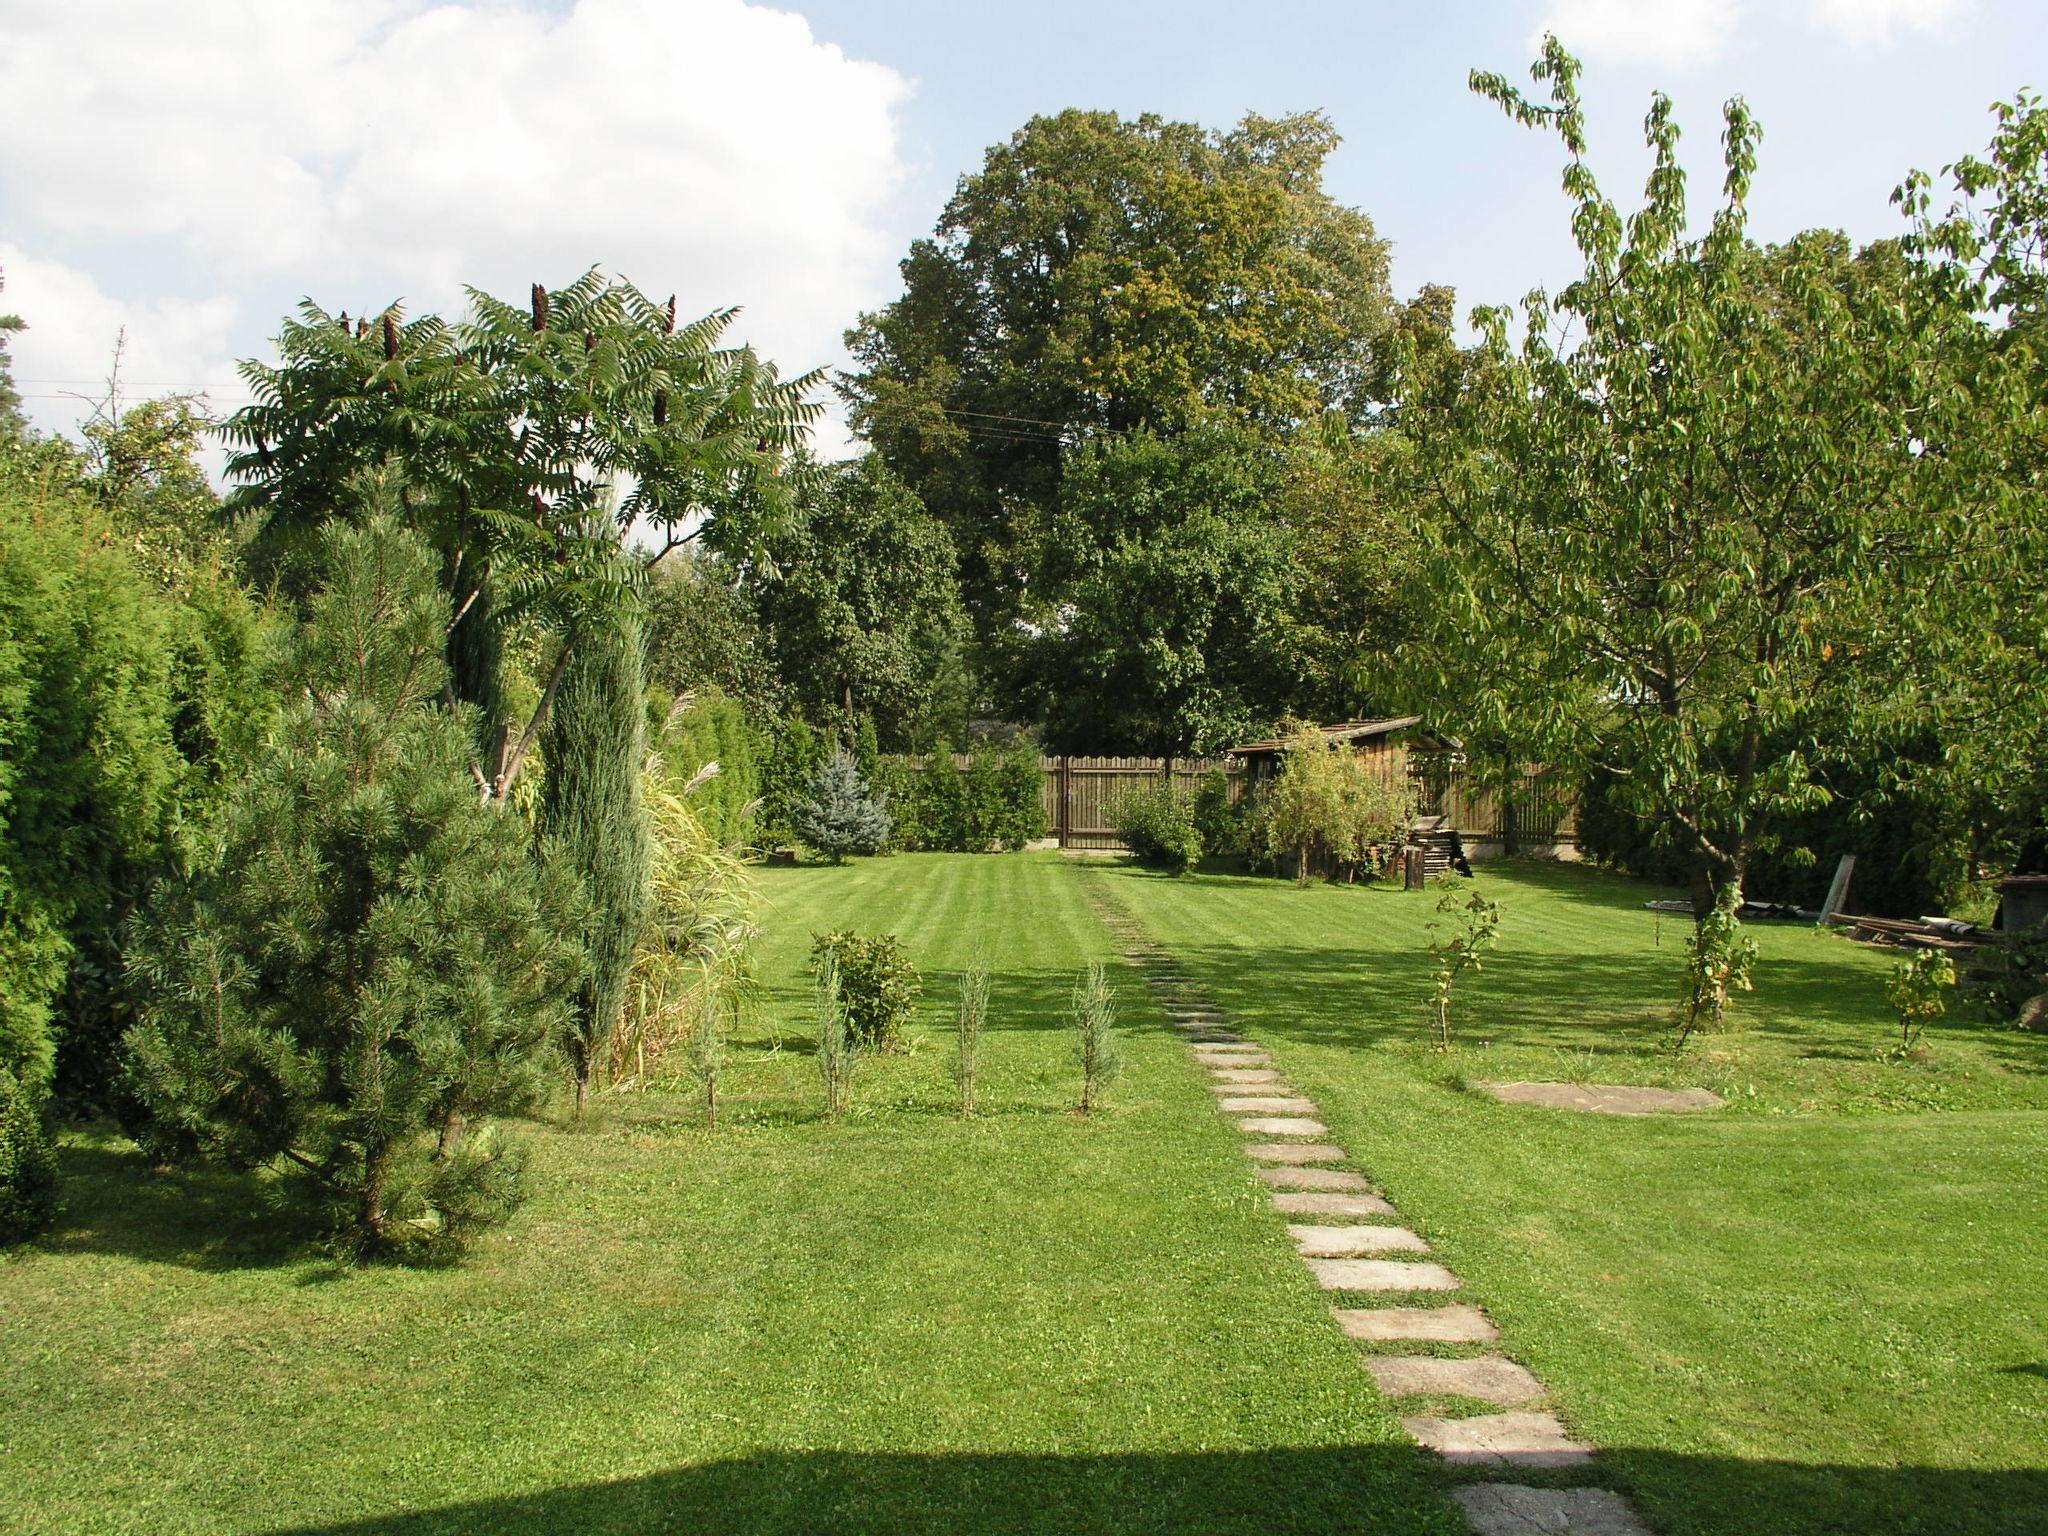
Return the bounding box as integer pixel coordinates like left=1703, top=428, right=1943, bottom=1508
left=0, top=1065, right=57, bottom=1245
left=809, top=931, right=921, bottom=1048
left=881, top=744, right=1046, bottom=853
left=1254, top=725, right=1413, bottom=883
left=1193, top=770, right=1242, bottom=860
left=123, top=519, right=586, bottom=1262
left=1109, top=783, right=1203, bottom=874
left=758, top=716, right=827, bottom=849
left=1884, top=949, right=1956, bottom=1058
left=792, top=752, right=891, bottom=862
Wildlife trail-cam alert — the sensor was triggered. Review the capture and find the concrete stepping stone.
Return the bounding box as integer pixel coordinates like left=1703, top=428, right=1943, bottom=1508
left=1209, top=1068, right=1282, bottom=1085
left=1452, top=1486, right=1651, bottom=1536
left=1260, top=1165, right=1373, bottom=1191
left=1246, top=1143, right=1347, bottom=1166
left=1365, top=1354, right=1545, bottom=1405
left=1271, top=1191, right=1396, bottom=1217
left=1211, top=1080, right=1296, bottom=1096
left=1478, top=1080, right=1725, bottom=1115
left=1307, top=1258, right=1460, bottom=1291
left=1219, top=1095, right=1319, bottom=1114
left=1401, top=1411, right=1593, bottom=1468
left=1237, top=1115, right=1328, bottom=1138
left=1193, top=1046, right=1267, bottom=1063
left=1183, top=1029, right=1246, bottom=1043
left=1288, top=1223, right=1428, bottom=1257
left=1333, top=1304, right=1498, bottom=1343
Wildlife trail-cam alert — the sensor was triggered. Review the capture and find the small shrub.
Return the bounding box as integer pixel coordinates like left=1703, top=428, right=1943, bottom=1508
left=1072, top=962, right=1122, bottom=1114
left=1192, top=770, right=1241, bottom=860
left=792, top=751, right=891, bottom=862
left=0, top=1067, right=58, bottom=1245
left=814, top=951, right=857, bottom=1118
left=1675, top=883, right=1757, bottom=1049
left=1109, top=783, right=1203, bottom=874
left=954, top=966, right=990, bottom=1117
left=810, top=931, right=922, bottom=1048
left=1883, top=948, right=1956, bottom=1058
left=1425, top=882, right=1503, bottom=1051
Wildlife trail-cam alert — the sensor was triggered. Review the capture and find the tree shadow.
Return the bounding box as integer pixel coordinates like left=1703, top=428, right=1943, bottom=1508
left=41, top=1136, right=319, bottom=1273
left=250, top=1446, right=2048, bottom=1536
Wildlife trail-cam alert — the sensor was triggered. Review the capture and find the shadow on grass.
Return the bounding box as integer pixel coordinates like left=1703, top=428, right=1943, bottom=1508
left=252, top=1447, right=2048, bottom=1536
left=43, top=1137, right=319, bottom=1272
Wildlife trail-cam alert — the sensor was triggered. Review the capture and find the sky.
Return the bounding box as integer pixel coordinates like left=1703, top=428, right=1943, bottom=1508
left=3, top=0, right=2042, bottom=461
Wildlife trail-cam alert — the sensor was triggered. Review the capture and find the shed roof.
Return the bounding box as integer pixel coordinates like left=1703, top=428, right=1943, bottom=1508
left=1228, top=717, right=1430, bottom=756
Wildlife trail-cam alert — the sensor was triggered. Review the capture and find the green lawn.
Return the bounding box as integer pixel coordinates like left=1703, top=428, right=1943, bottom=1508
left=1, top=853, right=1458, bottom=1536
left=1091, top=856, right=2048, bottom=1536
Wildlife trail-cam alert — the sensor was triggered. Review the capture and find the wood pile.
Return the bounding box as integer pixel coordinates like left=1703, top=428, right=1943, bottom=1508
left=1835, top=913, right=1992, bottom=951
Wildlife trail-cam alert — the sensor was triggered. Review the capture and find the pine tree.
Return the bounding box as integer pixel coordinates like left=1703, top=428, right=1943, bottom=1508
left=538, top=601, right=651, bottom=1113
left=792, top=752, right=891, bottom=863
left=124, top=518, right=586, bottom=1261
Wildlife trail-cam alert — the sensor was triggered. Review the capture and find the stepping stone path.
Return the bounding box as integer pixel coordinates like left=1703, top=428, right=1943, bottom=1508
left=1085, top=886, right=1653, bottom=1536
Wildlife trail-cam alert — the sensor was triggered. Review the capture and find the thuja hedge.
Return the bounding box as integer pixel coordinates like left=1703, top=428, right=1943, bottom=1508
left=876, top=745, right=1046, bottom=853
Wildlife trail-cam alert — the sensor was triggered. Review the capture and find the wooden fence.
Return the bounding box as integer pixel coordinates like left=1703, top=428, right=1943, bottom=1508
left=1027, top=753, right=1576, bottom=852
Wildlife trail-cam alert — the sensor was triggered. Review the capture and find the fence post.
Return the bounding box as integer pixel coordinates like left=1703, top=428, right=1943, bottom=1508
left=1059, top=755, right=1073, bottom=849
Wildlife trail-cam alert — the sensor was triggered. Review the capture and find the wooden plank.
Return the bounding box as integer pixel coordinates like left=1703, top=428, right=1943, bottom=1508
left=1818, top=855, right=1856, bottom=925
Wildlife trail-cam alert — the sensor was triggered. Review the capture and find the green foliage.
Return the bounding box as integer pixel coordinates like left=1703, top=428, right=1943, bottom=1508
left=0, top=1064, right=57, bottom=1245
left=123, top=519, right=585, bottom=1261
left=1192, top=771, right=1242, bottom=861
left=1398, top=41, right=1986, bottom=988
left=649, top=690, right=761, bottom=849
left=883, top=744, right=1045, bottom=853
left=1071, top=962, right=1121, bottom=1115
left=223, top=273, right=820, bottom=802
left=811, top=950, right=856, bottom=1119
left=846, top=108, right=1395, bottom=636
left=618, top=749, right=760, bottom=1087
left=792, top=752, right=891, bottom=863
left=1108, top=784, right=1203, bottom=875
left=758, top=717, right=827, bottom=849
left=1425, top=883, right=1503, bottom=1050
left=1883, top=949, right=1957, bottom=1058
left=537, top=604, right=651, bottom=1108
left=746, top=457, right=971, bottom=748
left=1676, top=884, right=1758, bottom=1049
left=809, top=931, right=921, bottom=1049
left=954, top=965, right=990, bottom=1117
left=0, top=478, right=270, bottom=1107
left=1254, top=726, right=1414, bottom=883
left=642, top=553, right=780, bottom=715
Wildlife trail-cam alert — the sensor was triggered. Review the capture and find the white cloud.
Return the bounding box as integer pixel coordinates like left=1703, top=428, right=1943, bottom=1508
left=0, top=0, right=912, bottom=454
left=1809, top=0, right=1966, bottom=43
left=1532, top=0, right=1743, bottom=66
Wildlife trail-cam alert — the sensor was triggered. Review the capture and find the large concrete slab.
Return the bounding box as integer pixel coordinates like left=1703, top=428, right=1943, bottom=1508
left=1365, top=1354, right=1545, bottom=1405
left=1236, top=1115, right=1328, bottom=1137
left=1259, top=1166, right=1372, bottom=1192
left=1219, top=1095, right=1320, bottom=1114
left=1289, top=1223, right=1428, bottom=1256
left=1271, top=1191, right=1396, bottom=1217
left=1451, top=1486, right=1651, bottom=1536
left=1402, top=1411, right=1593, bottom=1468
left=1307, top=1258, right=1461, bottom=1292
left=1334, top=1304, right=1498, bottom=1343
left=1246, top=1143, right=1347, bottom=1166
left=1478, top=1080, right=1725, bottom=1115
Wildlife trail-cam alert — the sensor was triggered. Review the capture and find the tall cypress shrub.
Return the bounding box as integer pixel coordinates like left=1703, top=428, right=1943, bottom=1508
left=539, top=608, right=651, bottom=1112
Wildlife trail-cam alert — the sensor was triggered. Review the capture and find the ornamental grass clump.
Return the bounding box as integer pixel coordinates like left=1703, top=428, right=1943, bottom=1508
left=814, top=951, right=857, bottom=1118
left=954, top=965, right=990, bottom=1117
left=1071, top=962, right=1122, bottom=1114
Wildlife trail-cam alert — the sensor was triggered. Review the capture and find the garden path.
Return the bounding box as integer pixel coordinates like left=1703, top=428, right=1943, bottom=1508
left=1087, top=882, right=1657, bottom=1536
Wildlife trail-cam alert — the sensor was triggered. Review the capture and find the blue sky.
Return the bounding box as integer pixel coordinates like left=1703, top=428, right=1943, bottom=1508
left=2, top=0, right=2041, bottom=452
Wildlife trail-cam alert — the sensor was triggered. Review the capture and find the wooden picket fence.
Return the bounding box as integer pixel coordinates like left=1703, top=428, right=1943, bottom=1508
left=1026, top=753, right=1576, bottom=852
